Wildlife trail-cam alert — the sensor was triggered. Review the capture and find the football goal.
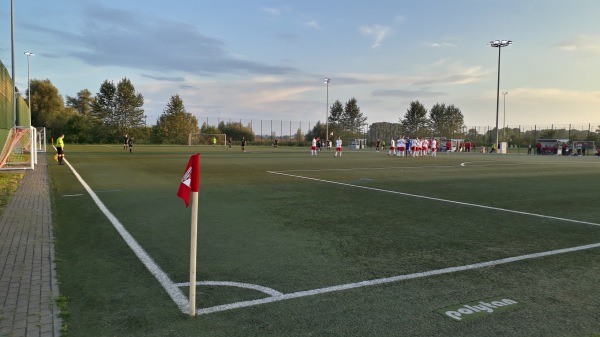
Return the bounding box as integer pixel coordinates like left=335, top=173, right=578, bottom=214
left=572, top=140, right=595, bottom=156
left=0, top=126, right=36, bottom=170
left=188, top=133, right=227, bottom=146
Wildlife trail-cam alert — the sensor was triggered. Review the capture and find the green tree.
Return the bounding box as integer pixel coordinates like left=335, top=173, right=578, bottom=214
left=154, top=94, right=199, bottom=144
left=62, top=113, right=102, bottom=143
left=116, top=78, right=145, bottom=133
left=29, top=79, right=65, bottom=130
left=203, top=123, right=222, bottom=134
left=428, top=103, right=464, bottom=137
left=66, top=89, right=95, bottom=115
left=400, top=100, right=428, bottom=136
left=91, top=78, right=145, bottom=140
left=305, top=121, right=327, bottom=142
left=327, top=100, right=344, bottom=134
left=216, top=121, right=254, bottom=142
left=91, top=80, right=117, bottom=125
left=368, top=122, right=401, bottom=143
left=341, top=97, right=367, bottom=136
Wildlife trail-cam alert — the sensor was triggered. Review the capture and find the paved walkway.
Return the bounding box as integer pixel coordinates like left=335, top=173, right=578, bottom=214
left=0, top=155, right=61, bottom=337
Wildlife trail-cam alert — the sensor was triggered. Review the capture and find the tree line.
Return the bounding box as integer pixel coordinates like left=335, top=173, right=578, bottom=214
left=28, top=78, right=199, bottom=144
left=27, top=78, right=473, bottom=145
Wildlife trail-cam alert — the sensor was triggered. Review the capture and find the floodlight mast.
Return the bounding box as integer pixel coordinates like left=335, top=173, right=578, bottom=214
left=24, top=52, right=34, bottom=125
left=488, top=39, right=512, bottom=153
left=324, top=78, right=330, bottom=144
left=502, top=91, right=508, bottom=141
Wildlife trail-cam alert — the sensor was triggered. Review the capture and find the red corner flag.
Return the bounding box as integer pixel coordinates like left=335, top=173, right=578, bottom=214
left=177, top=153, right=200, bottom=207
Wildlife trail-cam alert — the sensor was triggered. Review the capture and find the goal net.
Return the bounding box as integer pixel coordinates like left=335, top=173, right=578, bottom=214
left=0, top=126, right=36, bottom=170
left=188, top=133, right=227, bottom=146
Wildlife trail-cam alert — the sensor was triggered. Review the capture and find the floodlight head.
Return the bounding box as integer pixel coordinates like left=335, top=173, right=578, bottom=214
left=488, top=40, right=512, bottom=48
left=502, top=91, right=508, bottom=95
left=324, top=78, right=330, bottom=84
left=24, top=52, right=35, bottom=56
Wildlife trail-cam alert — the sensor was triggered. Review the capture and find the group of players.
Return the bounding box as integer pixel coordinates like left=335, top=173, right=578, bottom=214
left=310, top=136, right=441, bottom=158
left=376, top=137, right=439, bottom=158
left=311, top=137, right=343, bottom=156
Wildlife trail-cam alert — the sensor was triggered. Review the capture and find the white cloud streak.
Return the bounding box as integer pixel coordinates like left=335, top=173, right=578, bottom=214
left=359, top=24, right=391, bottom=48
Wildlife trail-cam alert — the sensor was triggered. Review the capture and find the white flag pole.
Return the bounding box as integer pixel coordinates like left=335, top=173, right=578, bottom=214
left=189, top=191, right=199, bottom=316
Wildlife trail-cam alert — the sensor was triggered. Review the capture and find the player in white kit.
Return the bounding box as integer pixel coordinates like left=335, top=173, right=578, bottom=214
left=334, top=137, right=343, bottom=157
left=421, top=138, right=429, bottom=156
left=388, top=138, right=396, bottom=156
left=431, top=138, right=438, bottom=157
left=396, top=137, right=406, bottom=157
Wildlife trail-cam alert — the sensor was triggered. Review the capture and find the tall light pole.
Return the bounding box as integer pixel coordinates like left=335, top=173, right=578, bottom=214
left=324, top=78, right=330, bottom=144
left=488, top=39, right=512, bottom=152
left=502, top=91, right=508, bottom=141
left=24, top=52, right=34, bottom=120
left=11, top=0, right=16, bottom=126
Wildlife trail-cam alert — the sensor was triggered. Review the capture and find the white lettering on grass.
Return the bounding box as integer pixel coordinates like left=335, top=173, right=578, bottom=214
left=445, top=299, right=519, bottom=321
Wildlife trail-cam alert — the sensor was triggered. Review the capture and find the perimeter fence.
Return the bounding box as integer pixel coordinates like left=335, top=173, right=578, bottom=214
left=199, top=116, right=600, bottom=150
left=1, top=59, right=31, bottom=152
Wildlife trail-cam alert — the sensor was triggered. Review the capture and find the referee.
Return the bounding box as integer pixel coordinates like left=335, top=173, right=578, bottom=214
left=56, top=134, right=65, bottom=165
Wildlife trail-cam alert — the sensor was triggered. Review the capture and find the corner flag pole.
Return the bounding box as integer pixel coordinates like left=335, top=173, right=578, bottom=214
left=176, top=153, right=201, bottom=317
left=189, top=190, right=198, bottom=316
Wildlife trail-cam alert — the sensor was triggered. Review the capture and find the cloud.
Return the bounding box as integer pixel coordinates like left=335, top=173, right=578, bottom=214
left=393, top=16, right=405, bottom=23
left=49, top=4, right=297, bottom=76
left=359, top=24, right=391, bottom=48
left=372, top=89, right=447, bottom=97
left=423, top=42, right=455, bottom=48
left=306, top=21, right=320, bottom=29
left=260, top=7, right=282, bottom=16
left=141, top=74, right=185, bottom=82
left=412, top=73, right=485, bottom=86
left=556, top=35, right=600, bottom=56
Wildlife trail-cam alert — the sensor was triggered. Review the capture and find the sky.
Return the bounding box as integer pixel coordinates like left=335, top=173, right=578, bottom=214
left=1, top=0, right=600, bottom=129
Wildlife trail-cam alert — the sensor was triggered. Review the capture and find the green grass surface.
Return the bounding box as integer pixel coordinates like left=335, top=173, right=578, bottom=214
left=0, top=171, right=23, bottom=214
left=49, top=145, right=600, bottom=336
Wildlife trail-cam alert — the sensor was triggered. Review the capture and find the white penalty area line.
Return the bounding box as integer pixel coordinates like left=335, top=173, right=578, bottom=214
left=195, top=241, right=600, bottom=316
left=62, top=158, right=190, bottom=314
left=266, top=171, right=600, bottom=227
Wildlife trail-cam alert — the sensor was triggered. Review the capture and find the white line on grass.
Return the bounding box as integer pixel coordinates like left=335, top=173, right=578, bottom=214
left=62, top=158, right=190, bottom=314
left=174, top=281, right=283, bottom=296
left=266, top=171, right=600, bottom=227
left=195, top=241, right=600, bottom=315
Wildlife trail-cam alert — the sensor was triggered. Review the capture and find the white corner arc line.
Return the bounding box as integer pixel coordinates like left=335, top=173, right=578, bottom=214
left=63, top=159, right=189, bottom=314
left=174, top=281, right=283, bottom=297
left=266, top=171, right=600, bottom=227
left=195, top=241, right=600, bottom=316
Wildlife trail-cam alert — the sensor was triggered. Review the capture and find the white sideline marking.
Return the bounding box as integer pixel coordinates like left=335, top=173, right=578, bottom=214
left=274, top=161, right=522, bottom=173
left=94, top=189, right=122, bottom=193
left=175, top=281, right=283, bottom=297
left=266, top=171, right=600, bottom=227
left=63, top=158, right=189, bottom=314
left=195, top=242, right=600, bottom=315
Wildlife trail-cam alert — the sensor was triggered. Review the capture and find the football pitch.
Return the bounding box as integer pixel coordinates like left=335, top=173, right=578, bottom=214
left=48, top=145, right=600, bottom=336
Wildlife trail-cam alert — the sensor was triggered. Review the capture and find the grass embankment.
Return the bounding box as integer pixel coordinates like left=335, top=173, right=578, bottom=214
left=0, top=172, right=23, bottom=214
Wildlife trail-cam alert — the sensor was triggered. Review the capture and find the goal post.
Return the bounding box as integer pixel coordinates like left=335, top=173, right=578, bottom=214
left=188, top=133, right=227, bottom=146
left=0, top=126, right=36, bottom=170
